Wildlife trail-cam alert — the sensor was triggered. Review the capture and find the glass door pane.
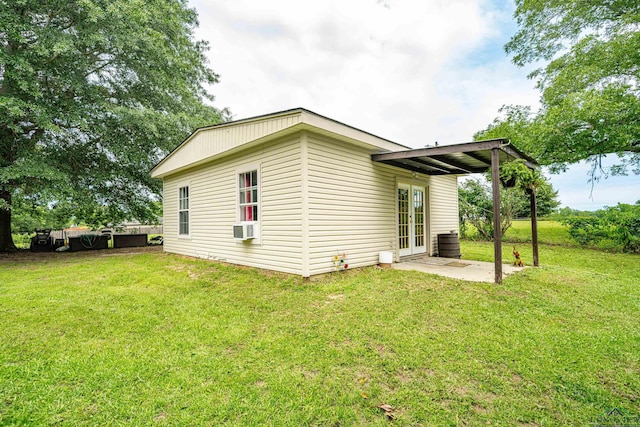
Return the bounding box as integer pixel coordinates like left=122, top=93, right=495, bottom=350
left=398, top=187, right=410, bottom=251
left=413, top=187, right=425, bottom=251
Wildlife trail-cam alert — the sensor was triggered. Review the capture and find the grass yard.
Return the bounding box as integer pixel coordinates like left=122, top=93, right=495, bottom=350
left=1, top=245, right=639, bottom=426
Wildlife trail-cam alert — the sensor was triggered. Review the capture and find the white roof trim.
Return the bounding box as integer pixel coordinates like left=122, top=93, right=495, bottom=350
left=151, top=108, right=409, bottom=178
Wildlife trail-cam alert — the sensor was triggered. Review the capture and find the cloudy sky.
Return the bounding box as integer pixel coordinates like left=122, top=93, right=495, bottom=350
left=190, top=0, right=639, bottom=210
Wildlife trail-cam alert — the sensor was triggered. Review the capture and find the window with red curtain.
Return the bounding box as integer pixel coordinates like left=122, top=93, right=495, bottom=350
left=239, top=170, right=258, bottom=222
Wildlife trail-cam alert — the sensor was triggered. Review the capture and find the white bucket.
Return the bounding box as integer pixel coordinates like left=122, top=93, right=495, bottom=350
left=379, top=251, right=393, bottom=268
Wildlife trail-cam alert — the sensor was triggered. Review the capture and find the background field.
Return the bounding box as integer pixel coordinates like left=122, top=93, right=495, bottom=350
left=1, top=238, right=638, bottom=425
left=505, top=219, right=574, bottom=246
left=463, top=219, right=575, bottom=247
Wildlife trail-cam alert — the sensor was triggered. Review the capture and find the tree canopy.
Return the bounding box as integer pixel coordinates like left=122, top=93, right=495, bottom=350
left=0, top=0, right=228, bottom=251
left=477, top=0, right=640, bottom=178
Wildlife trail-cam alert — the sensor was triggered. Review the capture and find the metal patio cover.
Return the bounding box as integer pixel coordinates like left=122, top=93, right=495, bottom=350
left=371, top=138, right=537, bottom=176
left=372, top=138, right=540, bottom=284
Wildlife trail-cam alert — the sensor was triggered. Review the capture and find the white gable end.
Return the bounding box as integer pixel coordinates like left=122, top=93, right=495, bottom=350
left=151, top=111, right=303, bottom=178
left=151, top=108, right=409, bottom=178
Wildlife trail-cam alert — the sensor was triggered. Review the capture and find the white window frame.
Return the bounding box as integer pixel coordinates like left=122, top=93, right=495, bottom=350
left=236, top=164, right=261, bottom=243
left=178, top=184, right=190, bottom=238
left=238, top=170, right=259, bottom=222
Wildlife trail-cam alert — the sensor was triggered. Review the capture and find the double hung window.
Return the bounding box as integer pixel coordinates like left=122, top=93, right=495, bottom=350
left=239, top=170, right=258, bottom=222
left=178, top=186, right=189, bottom=235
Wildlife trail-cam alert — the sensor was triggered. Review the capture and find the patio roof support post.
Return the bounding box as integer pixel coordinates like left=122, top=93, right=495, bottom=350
left=530, top=189, right=539, bottom=267
left=491, top=148, right=502, bottom=284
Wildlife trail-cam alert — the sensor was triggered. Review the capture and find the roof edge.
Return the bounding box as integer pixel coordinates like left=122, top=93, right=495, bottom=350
left=151, top=107, right=410, bottom=176
left=188, top=107, right=410, bottom=150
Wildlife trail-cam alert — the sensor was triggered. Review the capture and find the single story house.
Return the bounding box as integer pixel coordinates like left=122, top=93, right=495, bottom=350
left=150, top=108, right=530, bottom=278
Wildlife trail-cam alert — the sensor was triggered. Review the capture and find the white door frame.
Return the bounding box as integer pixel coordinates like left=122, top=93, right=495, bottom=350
left=398, top=182, right=427, bottom=257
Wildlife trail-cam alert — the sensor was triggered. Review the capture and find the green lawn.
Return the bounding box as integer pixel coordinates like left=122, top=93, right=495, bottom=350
left=1, top=245, right=639, bottom=426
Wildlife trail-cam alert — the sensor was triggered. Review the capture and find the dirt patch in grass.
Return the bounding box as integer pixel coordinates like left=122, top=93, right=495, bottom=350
left=0, top=246, right=162, bottom=263
left=166, top=263, right=202, bottom=279
left=302, top=370, right=319, bottom=380
left=154, top=412, right=169, bottom=422
left=325, top=293, right=344, bottom=304
left=472, top=404, right=490, bottom=415
left=397, top=370, right=412, bottom=384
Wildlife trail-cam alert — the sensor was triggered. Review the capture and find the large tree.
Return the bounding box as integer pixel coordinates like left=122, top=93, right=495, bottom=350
left=0, top=0, right=228, bottom=251
left=478, top=0, right=640, bottom=177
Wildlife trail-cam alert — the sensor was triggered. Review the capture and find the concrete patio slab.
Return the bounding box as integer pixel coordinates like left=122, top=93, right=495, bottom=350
left=393, top=256, right=525, bottom=282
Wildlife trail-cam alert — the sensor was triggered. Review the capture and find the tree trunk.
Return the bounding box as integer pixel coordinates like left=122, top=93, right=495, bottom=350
left=0, top=189, right=17, bottom=252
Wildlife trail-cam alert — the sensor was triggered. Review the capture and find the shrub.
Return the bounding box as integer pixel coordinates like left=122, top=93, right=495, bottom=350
left=562, top=216, right=607, bottom=246
left=606, top=207, right=640, bottom=253
left=561, top=202, right=640, bottom=253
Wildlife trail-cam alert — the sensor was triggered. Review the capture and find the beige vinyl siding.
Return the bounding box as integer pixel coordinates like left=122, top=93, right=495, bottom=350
left=162, top=137, right=304, bottom=275
left=428, top=175, right=460, bottom=254
left=162, top=179, right=179, bottom=239
left=153, top=114, right=302, bottom=177
left=306, top=134, right=412, bottom=276
left=158, top=114, right=461, bottom=277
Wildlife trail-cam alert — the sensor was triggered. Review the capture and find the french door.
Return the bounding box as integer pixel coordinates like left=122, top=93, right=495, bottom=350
left=398, top=183, right=427, bottom=256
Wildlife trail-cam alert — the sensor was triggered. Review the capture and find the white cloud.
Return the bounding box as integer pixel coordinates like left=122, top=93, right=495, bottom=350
left=192, top=0, right=537, bottom=144
left=188, top=0, right=640, bottom=210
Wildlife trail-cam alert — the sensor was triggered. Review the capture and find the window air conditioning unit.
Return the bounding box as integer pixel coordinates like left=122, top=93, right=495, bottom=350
left=233, top=223, right=255, bottom=241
